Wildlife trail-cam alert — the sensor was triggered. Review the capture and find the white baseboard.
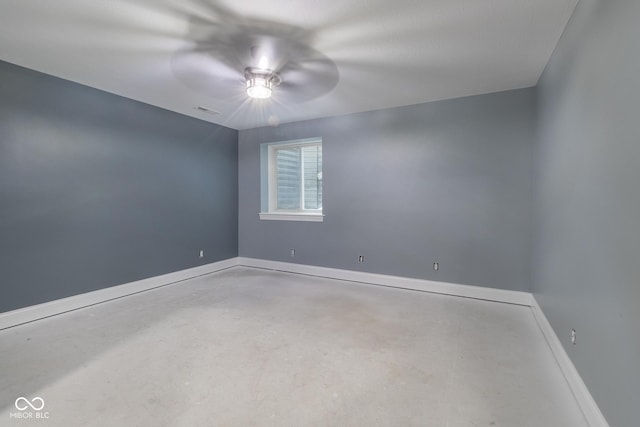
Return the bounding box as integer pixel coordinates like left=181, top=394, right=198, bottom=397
left=0, top=257, right=240, bottom=330
left=237, top=257, right=533, bottom=306
left=531, top=297, right=609, bottom=427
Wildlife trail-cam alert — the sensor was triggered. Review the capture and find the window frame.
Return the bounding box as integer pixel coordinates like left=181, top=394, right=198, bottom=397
left=259, top=138, right=324, bottom=222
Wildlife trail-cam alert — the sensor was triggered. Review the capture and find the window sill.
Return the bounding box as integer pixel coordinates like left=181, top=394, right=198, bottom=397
left=259, top=212, right=324, bottom=222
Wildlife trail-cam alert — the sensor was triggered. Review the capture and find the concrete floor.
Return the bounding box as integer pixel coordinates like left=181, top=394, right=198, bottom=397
left=1, top=267, right=586, bottom=426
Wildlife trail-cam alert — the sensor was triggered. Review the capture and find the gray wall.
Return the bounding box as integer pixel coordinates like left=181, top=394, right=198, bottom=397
left=239, top=89, right=536, bottom=291
left=534, top=0, right=640, bottom=425
left=0, top=61, right=238, bottom=313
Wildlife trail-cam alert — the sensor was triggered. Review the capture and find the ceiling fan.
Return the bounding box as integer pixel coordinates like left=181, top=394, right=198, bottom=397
left=169, top=2, right=339, bottom=104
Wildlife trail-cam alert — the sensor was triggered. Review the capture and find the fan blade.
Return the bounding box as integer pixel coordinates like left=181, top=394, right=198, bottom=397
left=276, top=55, right=339, bottom=102
left=171, top=47, right=245, bottom=99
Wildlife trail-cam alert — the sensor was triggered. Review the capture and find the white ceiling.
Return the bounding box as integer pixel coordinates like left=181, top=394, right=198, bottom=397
left=0, top=0, right=577, bottom=130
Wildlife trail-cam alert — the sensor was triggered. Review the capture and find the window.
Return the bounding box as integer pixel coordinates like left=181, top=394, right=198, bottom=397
left=259, top=138, right=323, bottom=222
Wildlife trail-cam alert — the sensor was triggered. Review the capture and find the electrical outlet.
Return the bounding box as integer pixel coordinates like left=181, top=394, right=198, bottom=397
left=433, top=262, right=439, bottom=271
left=290, top=249, right=295, bottom=257
left=199, top=250, right=204, bottom=258
left=571, top=329, right=576, bottom=345
left=358, top=255, right=365, bottom=263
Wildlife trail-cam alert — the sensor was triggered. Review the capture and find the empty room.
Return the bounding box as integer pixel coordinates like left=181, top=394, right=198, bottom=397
left=0, top=0, right=637, bottom=426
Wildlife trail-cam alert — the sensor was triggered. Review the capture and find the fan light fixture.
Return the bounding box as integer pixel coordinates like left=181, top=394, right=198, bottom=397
left=244, top=67, right=281, bottom=99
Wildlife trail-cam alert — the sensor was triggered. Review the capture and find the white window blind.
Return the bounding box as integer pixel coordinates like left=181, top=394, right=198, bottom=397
left=260, top=138, right=323, bottom=222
